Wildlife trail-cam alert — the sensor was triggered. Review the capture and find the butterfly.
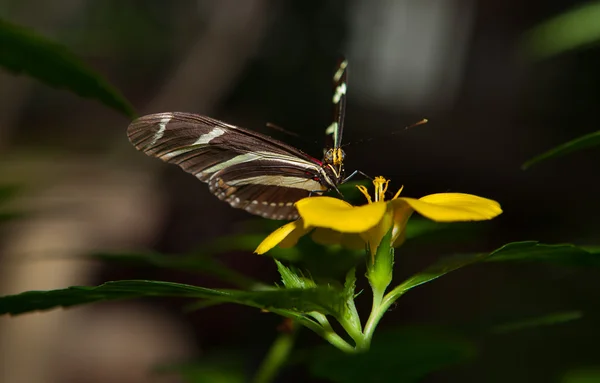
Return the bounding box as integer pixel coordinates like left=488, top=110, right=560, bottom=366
left=127, top=58, right=350, bottom=220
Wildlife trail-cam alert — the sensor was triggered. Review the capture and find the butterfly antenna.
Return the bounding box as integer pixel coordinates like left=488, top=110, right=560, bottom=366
left=265, top=122, right=320, bottom=148
left=342, top=118, right=428, bottom=148
left=265, top=122, right=302, bottom=138
left=403, top=118, right=428, bottom=131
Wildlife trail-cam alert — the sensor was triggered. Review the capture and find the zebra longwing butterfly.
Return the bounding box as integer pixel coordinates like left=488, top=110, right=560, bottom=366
left=127, top=58, right=349, bottom=220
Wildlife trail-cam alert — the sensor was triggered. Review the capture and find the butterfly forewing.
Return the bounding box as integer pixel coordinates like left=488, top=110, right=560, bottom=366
left=127, top=112, right=327, bottom=219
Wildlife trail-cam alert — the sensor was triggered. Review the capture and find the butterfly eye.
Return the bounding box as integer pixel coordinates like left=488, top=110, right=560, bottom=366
left=323, top=149, right=330, bottom=162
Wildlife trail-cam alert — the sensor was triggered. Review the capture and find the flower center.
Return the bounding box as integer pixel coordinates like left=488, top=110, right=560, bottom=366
left=356, top=176, right=403, bottom=204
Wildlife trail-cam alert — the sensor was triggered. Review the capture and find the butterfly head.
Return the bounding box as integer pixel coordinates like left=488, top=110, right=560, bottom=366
left=322, top=147, right=345, bottom=186
left=323, top=147, right=345, bottom=167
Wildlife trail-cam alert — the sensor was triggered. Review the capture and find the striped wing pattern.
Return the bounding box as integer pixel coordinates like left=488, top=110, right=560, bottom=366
left=127, top=112, right=326, bottom=220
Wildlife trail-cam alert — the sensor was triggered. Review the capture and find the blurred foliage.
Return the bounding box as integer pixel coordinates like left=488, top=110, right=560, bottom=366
left=562, top=368, right=600, bottom=383
left=92, top=250, right=263, bottom=289
left=523, top=129, right=600, bottom=169
left=0, top=280, right=346, bottom=318
left=309, top=326, right=475, bottom=383
left=0, top=18, right=135, bottom=117
left=520, top=1, right=600, bottom=172
left=156, top=354, right=247, bottom=383
left=484, top=241, right=600, bottom=267
left=491, top=310, right=582, bottom=334
left=522, top=1, right=600, bottom=60
left=0, top=184, right=22, bottom=223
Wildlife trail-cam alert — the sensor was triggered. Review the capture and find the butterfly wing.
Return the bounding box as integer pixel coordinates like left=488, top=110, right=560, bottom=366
left=127, top=112, right=326, bottom=219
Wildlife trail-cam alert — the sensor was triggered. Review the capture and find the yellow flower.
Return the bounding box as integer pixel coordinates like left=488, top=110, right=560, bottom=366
left=255, top=177, right=502, bottom=256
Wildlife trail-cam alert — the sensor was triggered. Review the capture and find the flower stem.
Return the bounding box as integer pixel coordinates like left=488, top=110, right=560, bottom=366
left=363, top=287, right=407, bottom=345
left=252, top=324, right=298, bottom=383
left=361, top=285, right=386, bottom=350
left=338, top=316, right=364, bottom=349
left=310, top=312, right=356, bottom=353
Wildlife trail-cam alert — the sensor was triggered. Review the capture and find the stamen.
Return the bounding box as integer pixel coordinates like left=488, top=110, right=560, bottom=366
left=392, top=185, right=404, bottom=200
left=356, top=185, right=372, bottom=203
left=372, top=176, right=389, bottom=202
left=380, top=179, right=389, bottom=201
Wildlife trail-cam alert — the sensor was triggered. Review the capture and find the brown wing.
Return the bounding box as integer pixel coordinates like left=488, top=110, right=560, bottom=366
left=208, top=159, right=328, bottom=220
left=128, top=112, right=326, bottom=219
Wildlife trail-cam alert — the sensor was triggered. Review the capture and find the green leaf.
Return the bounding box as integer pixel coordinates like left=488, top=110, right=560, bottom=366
left=0, top=280, right=345, bottom=317
left=562, top=368, right=600, bottom=383
left=395, top=252, right=486, bottom=296
left=491, top=310, right=583, bottom=334
left=92, top=251, right=262, bottom=289
left=0, top=19, right=135, bottom=118
left=485, top=241, right=600, bottom=267
left=310, top=326, right=475, bottom=383
left=156, top=357, right=246, bottom=383
left=274, top=259, right=316, bottom=289
left=522, top=130, right=600, bottom=169
left=341, top=268, right=361, bottom=335
left=390, top=241, right=598, bottom=301
left=521, top=1, right=600, bottom=60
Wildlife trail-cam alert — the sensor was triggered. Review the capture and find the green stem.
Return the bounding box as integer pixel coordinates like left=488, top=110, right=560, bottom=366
left=310, top=312, right=357, bottom=353
left=361, top=285, right=386, bottom=350
left=269, top=309, right=355, bottom=353
left=337, top=315, right=364, bottom=349
left=252, top=324, right=298, bottom=383
left=363, top=287, right=406, bottom=345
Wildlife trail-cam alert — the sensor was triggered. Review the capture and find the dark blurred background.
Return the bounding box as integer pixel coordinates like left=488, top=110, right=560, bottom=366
left=1, top=1, right=599, bottom=382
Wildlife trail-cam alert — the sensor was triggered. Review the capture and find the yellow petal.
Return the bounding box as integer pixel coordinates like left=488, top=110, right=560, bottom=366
left=311, top=228, right=342, bottom=246
left=391, top=201, right=414, bottom=244
left=311, top=228, right=367, bottom=250
left=255, top=220, right=310, bottom=254
left=393, top=193, right=502, bottom=222
left=296, top=197, right=387, bottom=233
left=360, top=208, right=394, bottom=258
left=340, top=233, right=368, bottom=250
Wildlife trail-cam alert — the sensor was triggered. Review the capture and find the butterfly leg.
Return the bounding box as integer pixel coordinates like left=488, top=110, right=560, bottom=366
left=343, top=170, right=372, bottom=183
left=308, top=187, right=344, bottom=199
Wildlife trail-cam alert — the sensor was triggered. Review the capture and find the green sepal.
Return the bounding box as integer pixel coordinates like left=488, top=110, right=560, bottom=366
left=274, top=259, right=316, bottom=289
left=366, top=226, right=394, bottom=295
left=342, top=268, right=362, bottom=333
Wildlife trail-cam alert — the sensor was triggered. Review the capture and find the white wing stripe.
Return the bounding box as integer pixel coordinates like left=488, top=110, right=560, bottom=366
left=201, top=151, right=317, bottom=176
left=226, top=175, right=324, bottom=191
left=148, top=115, right=172, bottom=147
left=159, top=127, right=226, bottom=160
left=191, top=127, right=226, bottom=145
